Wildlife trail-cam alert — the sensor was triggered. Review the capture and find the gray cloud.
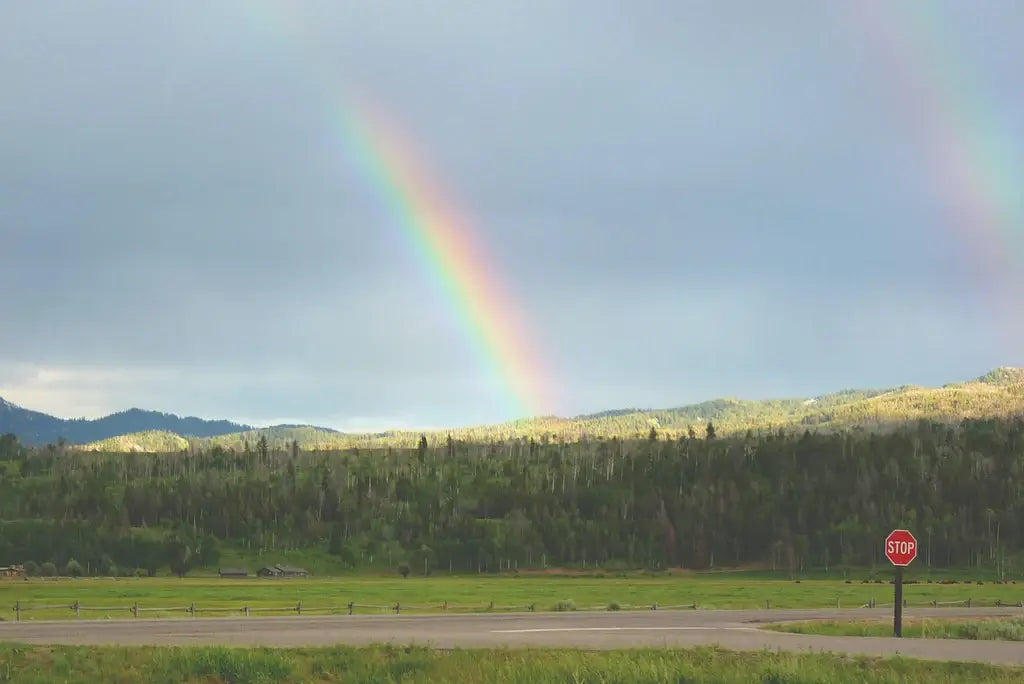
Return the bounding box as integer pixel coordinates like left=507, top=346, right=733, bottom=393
left=1, top=1, right=1023, bottom=427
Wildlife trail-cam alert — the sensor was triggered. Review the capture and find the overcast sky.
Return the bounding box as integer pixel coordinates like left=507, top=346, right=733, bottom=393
left=2, top=1, right=1023, bottom=430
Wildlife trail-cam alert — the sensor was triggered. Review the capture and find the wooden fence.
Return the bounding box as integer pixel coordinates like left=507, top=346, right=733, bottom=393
left=8, top=600, right=700, bottom=622
left=8, top=597, right=1022, bottom=622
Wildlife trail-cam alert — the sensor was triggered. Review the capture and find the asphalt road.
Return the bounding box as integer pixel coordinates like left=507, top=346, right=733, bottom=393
left=2, top=607, right=1023, bottom=666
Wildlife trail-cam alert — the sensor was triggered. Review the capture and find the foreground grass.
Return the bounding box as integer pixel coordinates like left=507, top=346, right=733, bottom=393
left=768, top=616, right=1024, bottom=641
left=2, top=574, right=1022, bottom=621
left=2, top=643, right=1024, bottom=684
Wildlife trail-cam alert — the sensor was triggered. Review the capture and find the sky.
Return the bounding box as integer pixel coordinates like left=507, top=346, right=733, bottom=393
left=2, top=1, right=1023, bottom=430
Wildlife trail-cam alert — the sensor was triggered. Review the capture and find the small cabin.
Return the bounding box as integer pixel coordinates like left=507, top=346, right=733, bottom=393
left=257, top=564, right=309, bottom=578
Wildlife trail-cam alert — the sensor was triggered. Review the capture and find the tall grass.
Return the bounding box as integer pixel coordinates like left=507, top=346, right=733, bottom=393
left=0, top=644, right=1022, bottom=683
left=769, top=616, right=1024, bottom=641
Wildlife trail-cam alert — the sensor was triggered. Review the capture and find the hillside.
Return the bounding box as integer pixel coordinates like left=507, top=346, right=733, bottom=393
left=59, top=366, right=1024, bottom=452
left=83, top=430, right=190, bottom=453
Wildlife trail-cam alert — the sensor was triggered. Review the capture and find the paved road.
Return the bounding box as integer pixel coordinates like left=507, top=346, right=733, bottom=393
left=2, top=607, right=1023, bottom=665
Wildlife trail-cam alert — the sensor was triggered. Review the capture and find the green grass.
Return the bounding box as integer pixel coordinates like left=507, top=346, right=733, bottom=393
left=213, top=546, right=355, bottom=577
left=1, top=573, right=1021, bottom=621
left=1, top=643, right=1023, bottom=683
left=768, top=616, right=1024, bottom=641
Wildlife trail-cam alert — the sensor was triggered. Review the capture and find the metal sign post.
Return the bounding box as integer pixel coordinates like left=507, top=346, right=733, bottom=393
left=884, top=529, right=917, bottom=638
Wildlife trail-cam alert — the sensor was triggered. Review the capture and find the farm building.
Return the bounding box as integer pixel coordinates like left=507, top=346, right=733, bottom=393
left=218, top=568, right=250, bottom=578
left=257, top=564, right=309, bottom=578
left=0, top=565, right=25, bottom=579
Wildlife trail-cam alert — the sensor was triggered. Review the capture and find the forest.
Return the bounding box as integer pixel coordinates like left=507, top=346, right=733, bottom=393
left=0, top=416, right=1021, bottom=577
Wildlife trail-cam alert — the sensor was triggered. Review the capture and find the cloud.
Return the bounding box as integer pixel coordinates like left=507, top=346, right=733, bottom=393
left=0, top=364, right=182, bottom=419
left=1, top=1, right=1022, bottom=426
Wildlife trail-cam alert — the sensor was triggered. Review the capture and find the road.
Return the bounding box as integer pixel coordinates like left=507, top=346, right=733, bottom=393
left=2, top=607, right=1023, bottom=666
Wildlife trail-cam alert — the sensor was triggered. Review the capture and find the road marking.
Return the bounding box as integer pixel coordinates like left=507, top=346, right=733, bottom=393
left=491, top=626, right=759, bottom=634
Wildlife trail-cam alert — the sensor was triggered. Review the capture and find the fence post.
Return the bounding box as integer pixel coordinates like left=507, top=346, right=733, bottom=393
left=488, top=601, right=494, bottom=611
left=766, top=599, right=770, bottom=609
left=442, top=601, right=447, bottom=612
left=348, top=602, right=354, bottom=615
left=529, top=603, right=535, bottom=612
left=394, top=602, right=401, bottom=614
left=297, top=601, right=302, bottom=616
left=244, top=605, right=249, bottom=617
left=652, top=602, right=658, bottom=611
left=189, top=602, right=195, bottom=617
left=132, top=602, right=138, bottom=618
left=14, top=601, right=19, bottom=623
left=75, top=601, right=81, bottom=618
left=967, top=598, right=971, bottom=608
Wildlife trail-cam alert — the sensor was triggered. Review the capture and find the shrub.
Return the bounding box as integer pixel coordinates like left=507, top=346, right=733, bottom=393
left=22, top=561, right=38, bottom=577
left=39, top=562, right=57, bottom=577
left=63, top=558, right=85, bottom=577
left=554, top=600, right=576, bottom=612
left=607, top=602, right=621, bottom=611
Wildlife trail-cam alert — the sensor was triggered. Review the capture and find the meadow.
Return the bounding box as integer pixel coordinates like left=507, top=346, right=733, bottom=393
left=2, top=571, right=1021, bottom=621
left=1, top=643, right=1024, bottom=684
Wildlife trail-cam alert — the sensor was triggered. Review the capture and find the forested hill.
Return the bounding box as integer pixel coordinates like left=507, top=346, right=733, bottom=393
left=3, top=367, right=1024, bottom=450
left=83, top=366, right=1024, bottom=451
left=0, top=399, right=250, bottom=447
left=1, top=417, right=1022, bottom=576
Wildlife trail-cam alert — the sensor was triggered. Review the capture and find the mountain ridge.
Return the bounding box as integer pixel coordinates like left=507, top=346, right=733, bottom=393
left=2, top=366, right=1023, bottom=450
left=0, top=400, right=252, bottom=446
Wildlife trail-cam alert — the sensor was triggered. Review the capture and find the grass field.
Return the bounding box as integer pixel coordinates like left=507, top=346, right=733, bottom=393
left=768, top=616, right=1024, bottom=641
left=2, top=572, right=1022, bottom=621
left=2, top=643, right=1024, bottom=683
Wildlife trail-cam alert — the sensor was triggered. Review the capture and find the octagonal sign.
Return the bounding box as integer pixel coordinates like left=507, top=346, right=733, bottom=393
left=885, top=529, right=918, bottom=567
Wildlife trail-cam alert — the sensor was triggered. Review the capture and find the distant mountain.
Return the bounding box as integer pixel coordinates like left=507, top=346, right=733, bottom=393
left=5, top=367, right=1024, bottom=451
left=0, top=398, right=250, bottom=446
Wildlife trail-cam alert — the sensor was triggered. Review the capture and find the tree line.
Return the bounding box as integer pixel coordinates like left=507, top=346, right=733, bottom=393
left=0, top=418, right=1021, bottom=576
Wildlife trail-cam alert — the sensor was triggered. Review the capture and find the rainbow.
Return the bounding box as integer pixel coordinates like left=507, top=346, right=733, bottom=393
left=847, top=1, right=1023, bottom=311
left=240, top=1, right=554, bottom=419
left=332, top=93, right=553, bottom=419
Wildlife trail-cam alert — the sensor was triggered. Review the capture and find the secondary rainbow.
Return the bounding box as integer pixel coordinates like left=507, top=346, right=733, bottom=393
left=330, top=93, right=552, bottom=420
left=848, top=1, right=1024, bottom=315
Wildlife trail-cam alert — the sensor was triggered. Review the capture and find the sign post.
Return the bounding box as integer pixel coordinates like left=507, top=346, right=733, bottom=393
left=884, top=529, right=918, bottom=637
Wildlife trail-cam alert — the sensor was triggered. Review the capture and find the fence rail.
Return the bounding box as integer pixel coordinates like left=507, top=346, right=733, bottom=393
left=8, top=598, right=1022, bottom=622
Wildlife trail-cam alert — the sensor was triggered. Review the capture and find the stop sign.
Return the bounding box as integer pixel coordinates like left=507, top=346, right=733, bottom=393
left=885, top=529, right=918, bottom=566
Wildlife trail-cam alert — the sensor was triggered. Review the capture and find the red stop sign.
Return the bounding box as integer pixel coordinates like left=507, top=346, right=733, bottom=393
left=885, top=529, right=918, bottom=566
